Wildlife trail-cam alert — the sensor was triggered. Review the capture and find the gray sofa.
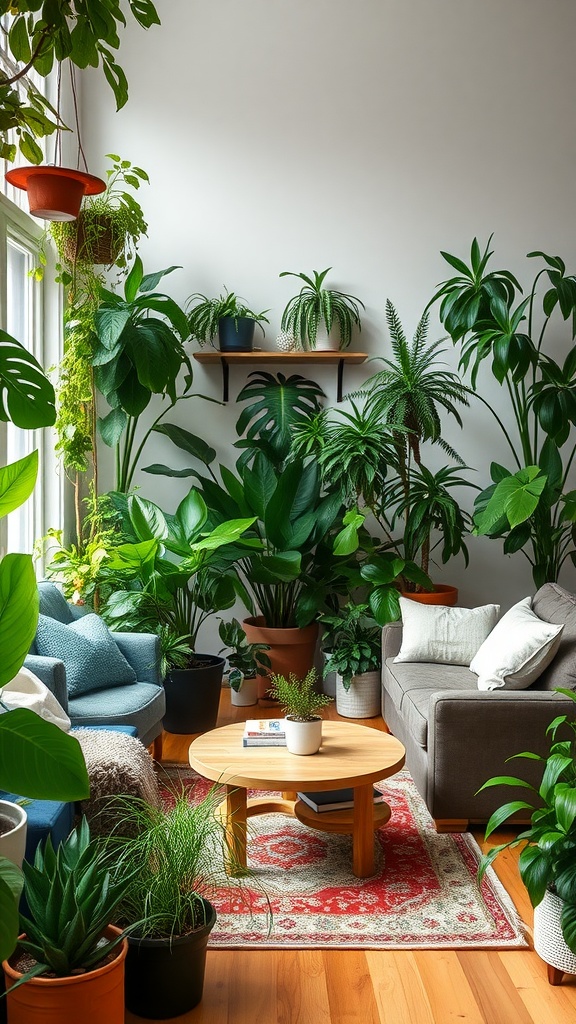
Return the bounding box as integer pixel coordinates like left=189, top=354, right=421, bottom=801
left=381, top=582, right=576, bottom=831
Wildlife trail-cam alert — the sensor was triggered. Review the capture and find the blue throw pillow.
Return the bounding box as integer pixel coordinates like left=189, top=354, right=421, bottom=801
left=35, top=613, right=137, bottom=697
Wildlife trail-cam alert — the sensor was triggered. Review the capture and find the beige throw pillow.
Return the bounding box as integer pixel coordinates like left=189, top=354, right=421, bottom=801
left=470, top=596, right=564, bottom=691
left=394, top=597, right=500, bottom=665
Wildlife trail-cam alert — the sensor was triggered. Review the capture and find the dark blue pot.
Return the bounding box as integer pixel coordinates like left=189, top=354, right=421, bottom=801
left=218, top=316, right=255, bottom=351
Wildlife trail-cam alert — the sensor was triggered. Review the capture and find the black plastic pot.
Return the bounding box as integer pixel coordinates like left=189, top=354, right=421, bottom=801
left=125, top=900, right=217, bottom=1019
left=163, top=654, right=225, bottom=734
left=218, top=315, right=255, bottom=351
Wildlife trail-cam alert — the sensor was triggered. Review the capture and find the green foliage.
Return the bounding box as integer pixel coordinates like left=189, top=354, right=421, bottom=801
left=0, top=331, right=56, bottom=428
left=16, top=819, right=129, bottom=982
left=267, top=669, right=331, bottom=721
left=319, top=603, right=381, bottom=689
left=218, top=617, right=270, bottom=690
left=0, top=0, right=161, bottom=163
left=53, top=296, right=97, bottom=474
left=186, top=291, right=270, bottom=348
left=477, top=689, right=576, bottom=954
left=430, top=238, right=576, bottom=586
left=93, top=257, right=192, bottom=491
left=106, top=786, right=261, bottom=937
left=280, top=267, right=364, bottom=350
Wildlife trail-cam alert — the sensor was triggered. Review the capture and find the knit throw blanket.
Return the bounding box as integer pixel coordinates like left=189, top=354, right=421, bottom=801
left=73, top=728, right=160, bottom=836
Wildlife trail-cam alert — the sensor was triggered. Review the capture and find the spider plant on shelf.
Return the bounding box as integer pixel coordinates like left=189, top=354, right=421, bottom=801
left=186, top=291, right=270, bottom=352
left=279, top=267, right=364, bottom=351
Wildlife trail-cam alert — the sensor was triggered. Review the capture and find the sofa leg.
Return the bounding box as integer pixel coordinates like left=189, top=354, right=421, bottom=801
left=152, top=733, right=163, bottom=763
left=434, top=818, right=468, bottom=833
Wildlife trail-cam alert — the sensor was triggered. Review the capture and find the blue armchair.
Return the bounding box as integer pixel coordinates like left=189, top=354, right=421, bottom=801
left=24, top=582, right=165, bottom=759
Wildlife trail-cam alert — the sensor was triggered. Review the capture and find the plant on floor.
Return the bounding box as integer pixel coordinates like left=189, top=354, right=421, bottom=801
left=144, top=372, right=349, bottom=628
left=0, top=0, right=160, bottom=163
left=477, top=687, right=576, bottom=954
left=429, top=237, right=576, bottom=586
left=267, top=669, right=331, bottom=721
left=186, top=291, right=270, bottom=347
left=11, top=818, right=130, bottom=986
left=319, top=603, right=381, bottom=690
left=218, top=618, right=270, bottom=691
left=279, top=267, right=364, bottom=350
left=291, top=300, right=475, bottom=613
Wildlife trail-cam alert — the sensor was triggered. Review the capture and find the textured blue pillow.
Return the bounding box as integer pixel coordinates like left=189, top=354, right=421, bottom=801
left=35, top=613, right=137, bottom=697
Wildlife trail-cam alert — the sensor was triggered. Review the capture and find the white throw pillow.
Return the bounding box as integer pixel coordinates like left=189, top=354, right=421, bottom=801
left=470, top=596, right=564, bottom=691
left=0, top=666, right=71, bottom=730
left=394, top=597, right=500, bottom=666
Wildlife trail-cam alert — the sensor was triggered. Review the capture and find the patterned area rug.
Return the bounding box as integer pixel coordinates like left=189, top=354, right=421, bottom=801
left=158, top=763, right=529, bottom=950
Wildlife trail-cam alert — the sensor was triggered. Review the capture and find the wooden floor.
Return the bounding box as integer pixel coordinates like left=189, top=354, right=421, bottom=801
left=128, top=692, right=576, bottom=1024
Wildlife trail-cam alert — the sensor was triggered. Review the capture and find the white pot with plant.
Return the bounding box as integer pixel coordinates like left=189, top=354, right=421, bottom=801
left=268, top=669, right=332, bottom=755
left=320, top=604, right=382, bottom=719
left=218, top=618, right=271, bottom=708
left=279, top=267, right=364, bottom=351
left=0, top=800, right=27, bottom=868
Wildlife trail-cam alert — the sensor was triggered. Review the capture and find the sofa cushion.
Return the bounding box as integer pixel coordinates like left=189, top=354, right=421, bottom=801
left=470, top=597, right=563, bottom=691
left=38, top=582, right=75, bottom=624
left=532, top=583, right=576, bottom=691
left=394, top=598, right=500, bottom=665
left=35, top=613, right=137, bottom=697
left=384, top=659, right=477, bottom=747
left=69, top=681, right=165, bottom=739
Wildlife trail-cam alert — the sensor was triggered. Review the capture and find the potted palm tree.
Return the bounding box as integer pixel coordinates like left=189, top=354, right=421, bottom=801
left=320, top=604, right=382, bottom=718
left=2, top=819, right=130, bottom=1024
left=279, top=267, right=364, bottom=350
left=186, top=291, right=270, bottom=351
left=477, top=688, right=576, bottom=984
left=267, top=669, right=332, bottom=754
left=218, top=618, right=271, bottom=707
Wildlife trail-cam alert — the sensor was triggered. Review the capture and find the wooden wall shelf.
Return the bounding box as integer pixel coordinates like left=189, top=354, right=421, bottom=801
left=193, top=351, right=368, bottom=402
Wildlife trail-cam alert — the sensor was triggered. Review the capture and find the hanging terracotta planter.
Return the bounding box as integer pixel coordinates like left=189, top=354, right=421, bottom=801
left=5, top=166, right=106, bottom=222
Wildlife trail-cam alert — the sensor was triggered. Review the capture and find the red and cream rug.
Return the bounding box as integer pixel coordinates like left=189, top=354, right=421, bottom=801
left=158, top=764, right=529, bottom=951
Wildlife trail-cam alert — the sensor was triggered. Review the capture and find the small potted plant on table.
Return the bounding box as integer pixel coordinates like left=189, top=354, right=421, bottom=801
left=320, top=603, right=382, bottom=719
left=477, top=687, right=576, bottom=985
left=279, top=267, right=364, bottom=351
left=268, top=669, right=332, bottom=755
left=186, top=290, right=270, bottom=352
left=218, top=617, right=271, bottom=707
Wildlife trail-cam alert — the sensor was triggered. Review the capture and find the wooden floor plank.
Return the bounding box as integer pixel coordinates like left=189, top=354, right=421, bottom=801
left=277, top=949, right=332, bottom=1024
left=457, top=950, right=535, bottom=1024
left=323, top=950, right=380, bottom=1024
left=498, top=949, right=576, bottom=1023
left=412, top=950, right=487, bottom=1023
left=366, top=950, right=435, bottom=1024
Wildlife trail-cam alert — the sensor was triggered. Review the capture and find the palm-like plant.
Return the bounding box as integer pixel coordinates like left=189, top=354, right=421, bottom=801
left=279, top=268, right=364, bottom=350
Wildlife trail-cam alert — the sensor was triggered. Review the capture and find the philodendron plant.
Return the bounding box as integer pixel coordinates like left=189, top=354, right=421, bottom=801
left=218, top=618, right=270, bottom=692
left=430, top=237, right=576, bottom=586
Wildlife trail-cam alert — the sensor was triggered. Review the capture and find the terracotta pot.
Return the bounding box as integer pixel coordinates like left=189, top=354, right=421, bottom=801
left=242, top=618, right=319, bottom=701
left=401, top=584, right=458, bottom=606
left=284, top=716, right=322, bottom=755
left=3, top=925, right=127, bottom=1024
left=5, top=166, right=106, bottom=222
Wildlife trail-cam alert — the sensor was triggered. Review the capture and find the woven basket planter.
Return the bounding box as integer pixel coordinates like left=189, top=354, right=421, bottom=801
left=534, top=889, right=576, bottom=977
left=335, top=670, right=381, bottom=719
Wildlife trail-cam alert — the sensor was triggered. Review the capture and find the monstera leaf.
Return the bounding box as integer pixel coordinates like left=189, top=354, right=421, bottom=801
left=0, top=331, right=56, bottom=428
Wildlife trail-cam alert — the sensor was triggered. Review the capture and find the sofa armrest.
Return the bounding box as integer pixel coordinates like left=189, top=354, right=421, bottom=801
left=111, top=632, right=162, bottom=686
left=427, top=688, right=574, bottom=821
left=23, top=655, right=69, bottom=712
left=382, top=621, right=402, bottom=661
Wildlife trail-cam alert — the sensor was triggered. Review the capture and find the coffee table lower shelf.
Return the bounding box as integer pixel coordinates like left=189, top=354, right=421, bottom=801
left=293, top=798, right=391, bottom=834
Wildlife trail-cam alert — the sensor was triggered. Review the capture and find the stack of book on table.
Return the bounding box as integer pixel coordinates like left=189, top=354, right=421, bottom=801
left=297, top=788, right=385, bottom=812
left=242, top=719, right=286, bottom=747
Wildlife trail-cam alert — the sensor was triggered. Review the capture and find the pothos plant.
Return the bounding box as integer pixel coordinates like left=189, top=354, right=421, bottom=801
left=429, top=237, right=576, bottom=587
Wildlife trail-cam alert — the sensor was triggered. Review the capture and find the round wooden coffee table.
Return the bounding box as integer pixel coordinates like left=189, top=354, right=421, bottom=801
left=189, top=721, right=405, bottom=878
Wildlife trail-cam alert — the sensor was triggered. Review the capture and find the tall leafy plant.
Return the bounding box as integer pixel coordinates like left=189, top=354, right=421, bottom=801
left=430, top=237, right=576, bottom=586
left=93, top=257, right=193, bottom=492
left=0, top=333, right=90, bottom=962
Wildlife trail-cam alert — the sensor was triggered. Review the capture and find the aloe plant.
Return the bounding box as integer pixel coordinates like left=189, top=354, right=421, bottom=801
left=279, top=267, right=364, bottom=350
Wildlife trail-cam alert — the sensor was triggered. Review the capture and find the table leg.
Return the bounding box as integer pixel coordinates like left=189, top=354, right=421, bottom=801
left=282, top=790, right=297, bottom=802
left=352, top=784, right=375, bottom=877
left=224, top=785, right=248, bottom=876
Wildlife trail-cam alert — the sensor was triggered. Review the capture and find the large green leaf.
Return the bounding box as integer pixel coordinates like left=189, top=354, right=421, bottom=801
left=128, top=494, right=167, bottom=543
left=0, top=553, right=38, bottom=686
left=0, top=332, right=56, bottom=428
left=0, top=710, right=89, bottom=799
left=0, top=450, right=38, bottom=518
left=153, top=423, right=216, bottom=467
left=0, top=867, right=22, bottom=961
left=175, top=489, right=207, bottom=541
left=249, top=551, right=301, bottom=583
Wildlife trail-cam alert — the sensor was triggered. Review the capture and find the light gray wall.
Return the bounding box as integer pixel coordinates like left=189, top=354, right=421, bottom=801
left=81, top=0, right=576, bottom=647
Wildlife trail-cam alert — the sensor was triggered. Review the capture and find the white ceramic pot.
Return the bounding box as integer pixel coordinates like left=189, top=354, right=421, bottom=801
left=534, top=889, right=576, bottom=977
left=230, top=675, right=258, bottom=707
left=335, top=670, right=381, bottom=719
left=284, top=716, right=322, bottom=755
left=320, top=648, right=337, bottom=697
left=0, top=799, right=27, bottom=868
left=313, top=324, right=341, bottom=352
